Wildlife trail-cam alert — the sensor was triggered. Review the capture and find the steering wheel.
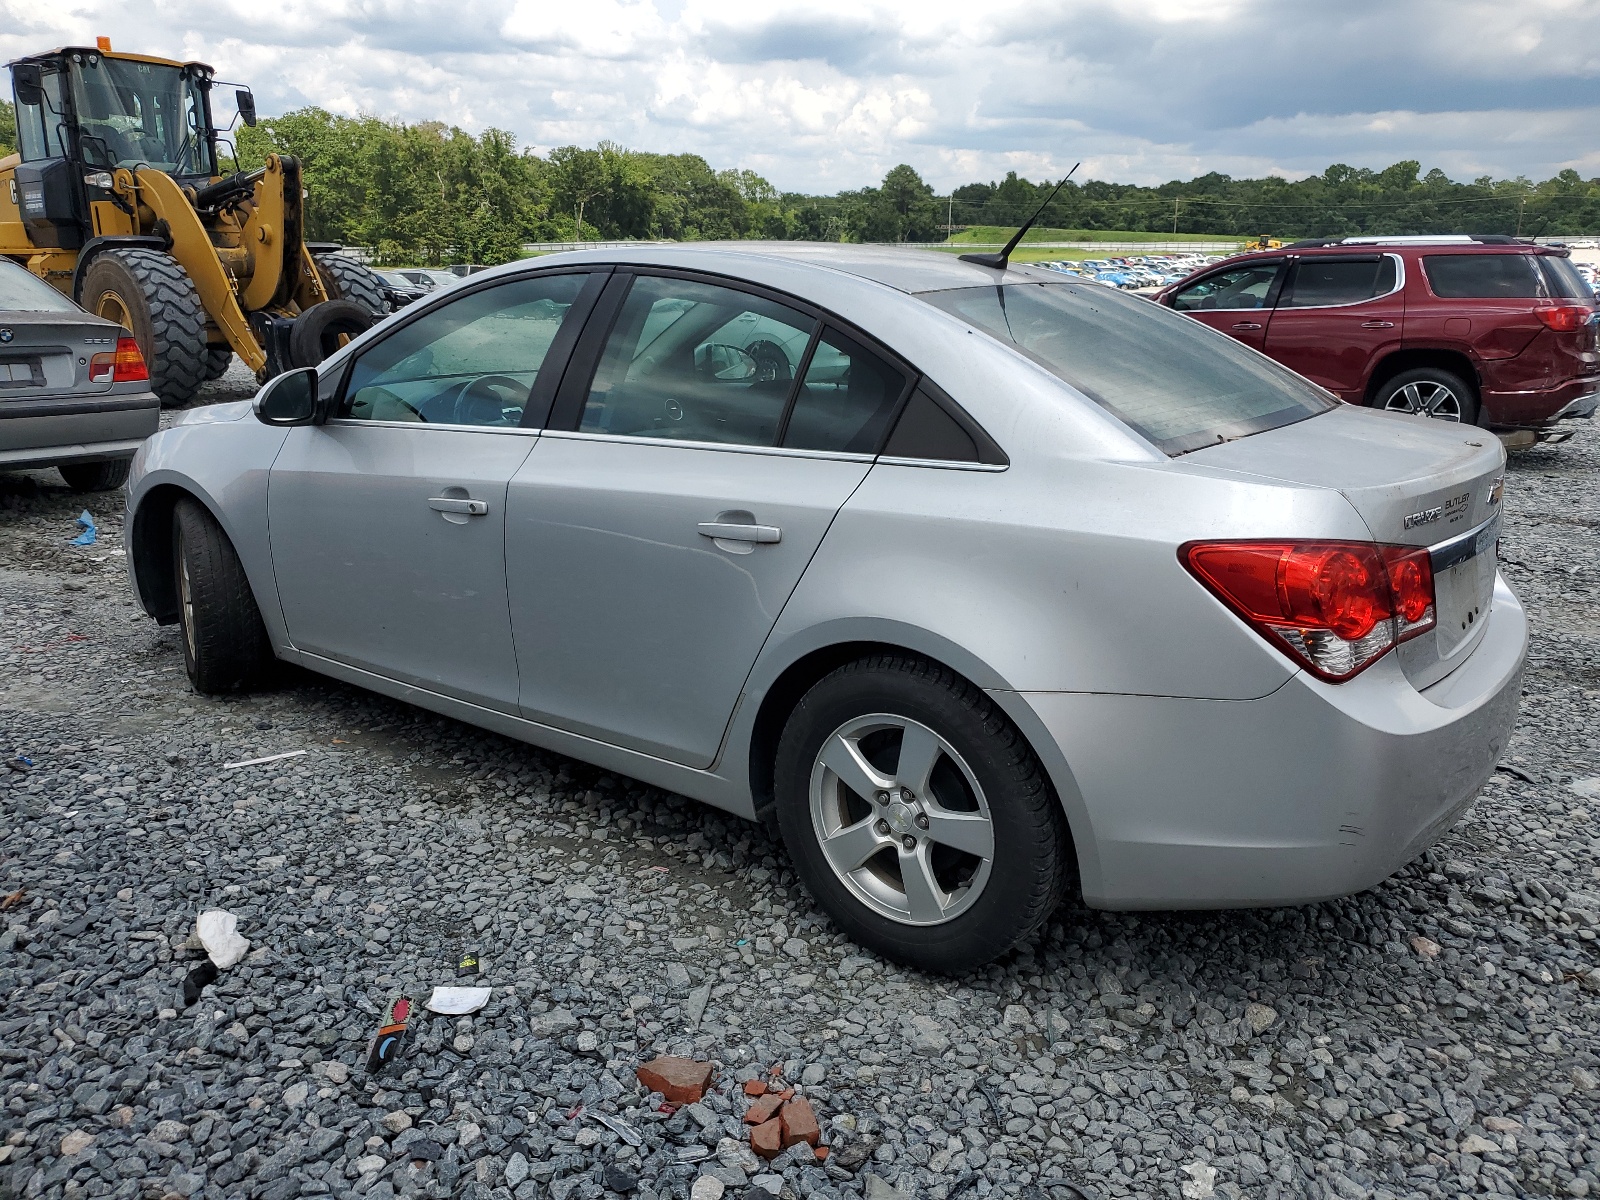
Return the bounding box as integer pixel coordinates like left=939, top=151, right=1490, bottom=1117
left=453, top=375, right=529, bottom=425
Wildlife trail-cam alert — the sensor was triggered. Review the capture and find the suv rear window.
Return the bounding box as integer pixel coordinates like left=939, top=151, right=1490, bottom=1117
left=921, top=283, right=1336, bottom=455
left=1538, top=256, right=1594, bottom=300
left=1422, top=253, right=1546, bottom=298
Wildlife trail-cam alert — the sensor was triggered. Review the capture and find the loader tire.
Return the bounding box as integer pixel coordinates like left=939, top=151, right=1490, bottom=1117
left=313, top=253, right=389, bottom=317
left=80, top=249, right=208, bottom=409
left=203, top=346, right=233, bottom=381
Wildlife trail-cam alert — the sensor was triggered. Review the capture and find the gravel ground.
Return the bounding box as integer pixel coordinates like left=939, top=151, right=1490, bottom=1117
left=3, top=371, right=1599, bottom=1200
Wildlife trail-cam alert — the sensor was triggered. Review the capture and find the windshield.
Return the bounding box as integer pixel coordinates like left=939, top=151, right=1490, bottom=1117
left=920, top=283, right=1336, bottom=455
left=68, top=57, right=214, bottom=176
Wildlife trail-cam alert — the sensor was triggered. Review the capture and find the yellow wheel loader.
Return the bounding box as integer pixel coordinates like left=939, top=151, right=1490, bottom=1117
left=1, top=43, right=390, bottom=406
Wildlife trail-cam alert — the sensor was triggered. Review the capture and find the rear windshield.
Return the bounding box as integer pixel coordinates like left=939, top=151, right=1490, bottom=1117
left=1423, top=253, right=1548, bottom=298
left=0, top=262, right=79, bottom=313
left=919, top=282, right=1336, bottom=455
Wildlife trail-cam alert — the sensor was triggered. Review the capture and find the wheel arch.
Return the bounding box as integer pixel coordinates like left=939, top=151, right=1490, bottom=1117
left=1364, top=347, right=1481, bottom=406
left=739, top=628, right=1102, bottom=901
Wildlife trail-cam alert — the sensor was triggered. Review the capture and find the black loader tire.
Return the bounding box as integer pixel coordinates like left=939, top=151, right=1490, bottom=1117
left=172, top=497, right=274, bottom=693
left=774, top=654, right=1071, bottom=974
left=203, top=346, right=233, bottom=381
left=289, top=299, right=375, bottom=368
left=313, top=253, right=389, bottom=317
left=59, top=459, right=131, bottom=492
left=79, top=249, right=208, bottom=408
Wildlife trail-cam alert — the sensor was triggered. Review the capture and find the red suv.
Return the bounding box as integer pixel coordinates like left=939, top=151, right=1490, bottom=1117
left=1155, top=235, right=1599, bottom=436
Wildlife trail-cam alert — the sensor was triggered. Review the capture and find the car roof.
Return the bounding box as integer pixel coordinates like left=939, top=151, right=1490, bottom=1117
left=505, top=241, right=1065, bottom=295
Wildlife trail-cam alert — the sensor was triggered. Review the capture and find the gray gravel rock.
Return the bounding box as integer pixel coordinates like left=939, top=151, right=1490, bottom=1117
left=2, top=388, right=1599, bottom=1200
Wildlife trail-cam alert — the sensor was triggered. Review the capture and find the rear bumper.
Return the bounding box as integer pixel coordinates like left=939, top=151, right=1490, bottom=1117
left=1481, top=374, right=1600, bottom=428
left=0, top=391, right=158, bottom=469
left=1021, top=573, right=1527, bottom=909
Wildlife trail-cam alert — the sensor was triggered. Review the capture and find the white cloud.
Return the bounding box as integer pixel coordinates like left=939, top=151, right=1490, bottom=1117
left=3, top=0, right=1596, bottom=190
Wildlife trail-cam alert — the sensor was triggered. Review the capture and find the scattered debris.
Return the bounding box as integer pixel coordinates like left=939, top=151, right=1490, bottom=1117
left=1243, top=1002, right=1278, bottom=1034
left=456, top=950, right=480, bottom=976
left=223, top=749, right=308, bottom=770
left=743, top=1094, right=783, bottom=1126
left=586, top=1110, right=643, bottom=1146
left=0, top=888, right=25, bottom=911
left=59, top=1130, right=95, bottom=1157
left=426, top=986, right=491, bottom=1015
left=750, top=1118, right=783, bottom=1159
left=637, top=1055, right=714, bottom=1103
left=366, top=996, right=412, bottom=1073
left=779, top=1097, right=820, bottom=1148
left=743, top=1080, right=767, bottom=1096
left=1411, top=935, right=1442, bottom=958
left=69, top=511, right=96, bottom=546
left=181, top=961, right=219, bottom=1007
left=195, top=909, right=250, bottom=968
left=1496, top=762, right=1536, bottom=784
left=4, top=755, right=32, bottom=773
left=1180, top=1162, right=1217, bottom=1200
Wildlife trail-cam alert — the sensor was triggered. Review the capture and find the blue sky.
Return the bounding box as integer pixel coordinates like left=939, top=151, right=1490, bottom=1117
left=5, top=0, right=1597, bottom=191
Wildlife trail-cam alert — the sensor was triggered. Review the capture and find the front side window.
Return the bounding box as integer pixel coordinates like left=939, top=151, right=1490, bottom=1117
left=15, top=67, right=70, bottom=161
left=343, top=273, right=590, bottom=426
left=580, top=276, right=818, bottom=446
left=1422, top=254, right=1547, bottom=299
left=1170, top=263, right=1281, bottom=311
left=921, top=282, right=1336, bottom=455
left=68, top=58, right=214, bottom=176
left=1281, top=257, right=1396, bottom=308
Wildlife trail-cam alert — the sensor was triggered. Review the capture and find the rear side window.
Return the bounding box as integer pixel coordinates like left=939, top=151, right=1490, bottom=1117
left=1538, top=256, right=1594, bottom=300
left=780, top=327, right=909, bottom=453
left=921, top=283, right=1336, bottom=455
left=1423, top=254, right=1545, bottom=298
left=1281, top=257, right=1396, bottom=307
left=0, top=262, right=78, bottom=313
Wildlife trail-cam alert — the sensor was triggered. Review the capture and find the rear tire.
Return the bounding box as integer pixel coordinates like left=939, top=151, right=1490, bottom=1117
left=774, top=654, right=1069, bottom=973
left=1374, top=367, right=1480, bottom=424
left=313, top=253, right=389, bottom=317
left=79, top=249, right=208, bottom=409
left=172, top=497, right=274, bottom=693
left=59, top=459, right=130, bottom=492
left=203, top=346, right=233, bottom=381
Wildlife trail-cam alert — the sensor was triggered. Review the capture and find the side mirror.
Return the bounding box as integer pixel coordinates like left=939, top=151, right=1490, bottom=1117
left=236, top=89, right=257, bottom=128
left=255, top=367, right=320, bottom=425
left=13, top=64, right=44, bottom=107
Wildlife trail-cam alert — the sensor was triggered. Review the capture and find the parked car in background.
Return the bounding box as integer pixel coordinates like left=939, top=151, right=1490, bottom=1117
left=0, top=258, right=157, bottom=491
left=124, top=243, right=1524, bottom=972
left=378, top=272, right=432, bottom=309
left=1156, top=236, right=1599, bottom=437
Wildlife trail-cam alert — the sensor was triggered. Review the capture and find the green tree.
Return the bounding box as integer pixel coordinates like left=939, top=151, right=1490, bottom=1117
left=0, top=99, right=15, bottom=157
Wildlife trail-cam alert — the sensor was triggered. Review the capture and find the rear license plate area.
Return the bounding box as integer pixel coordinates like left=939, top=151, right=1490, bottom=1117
left=1431, top=514, right=1499, bottom=658
left=0, top=357, right=44, bottom=389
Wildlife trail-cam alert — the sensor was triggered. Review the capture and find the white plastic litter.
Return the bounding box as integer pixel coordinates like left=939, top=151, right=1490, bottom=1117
left=426, top=986, right=492, bottom=1015
left=224, top=750, right=308, bottom=770
left=195, top=909, right=250, bottom=969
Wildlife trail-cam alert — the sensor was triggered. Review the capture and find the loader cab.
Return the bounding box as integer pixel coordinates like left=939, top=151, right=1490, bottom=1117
left=8, top=49, right=220, bottom=250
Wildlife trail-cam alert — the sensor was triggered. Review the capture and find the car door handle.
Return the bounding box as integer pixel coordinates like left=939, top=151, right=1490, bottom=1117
left=1361, top=320, right=1395, bottom=329
left=1230, top=322, right=1262, bottom=331
left=698, top=521, right=781, bottom=544
left=429, top=497, right=489, bottom=516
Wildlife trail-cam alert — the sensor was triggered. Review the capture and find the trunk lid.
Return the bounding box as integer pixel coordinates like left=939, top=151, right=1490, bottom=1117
left=0, top=312, right=119, bottom=397
left=1186, top=405, right=1505, bottom=689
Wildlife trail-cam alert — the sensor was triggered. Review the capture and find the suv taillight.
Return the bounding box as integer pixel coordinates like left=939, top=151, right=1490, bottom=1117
left=1181, top=540, right=1435, bottom=682
left=89, top=336, right=148, bottom=384
left=1534, top=304, right=1594, bottom=333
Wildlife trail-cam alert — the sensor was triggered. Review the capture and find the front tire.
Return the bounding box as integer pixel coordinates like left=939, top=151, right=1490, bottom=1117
left=173, top=498, right=274, bottom=693
left=59, top=459, right=130, bottom=492
left=79, top=249, right=208, bottom=408
left=1374, top=367, right=1479, bottom=424
left=774, top=655, right=1069, bottom=973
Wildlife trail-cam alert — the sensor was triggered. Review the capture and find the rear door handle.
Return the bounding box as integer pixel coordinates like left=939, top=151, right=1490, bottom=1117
left=1361, top=320, right=1395, bottom=329
left=429, top=497, right=488, bottom=516
left=1230, top=322, right=1262, bottom=331
left=698, top=521, right=780, bottom=544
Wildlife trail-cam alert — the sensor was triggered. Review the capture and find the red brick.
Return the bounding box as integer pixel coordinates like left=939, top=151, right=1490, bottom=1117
left=743, top=1093, right=784, bottom=1125
left=635, top=1057, right=713, bottom=1105
left=779, top=1097, right=820, bottom=1147
left=815, top=1146, right=830, bottom=1162
left=778, top=1088, right=795, bottom=1101
left=743, top=1080, right=767, bottom=1097
left=750, top=1117, right=783, bottom=1160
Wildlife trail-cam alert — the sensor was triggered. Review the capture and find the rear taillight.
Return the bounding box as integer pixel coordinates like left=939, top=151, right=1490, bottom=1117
left=1181, top=540, right=1435, bottom=682
left=89, top=336, right=148, bottom=384
left=1534, top=304, right=1594, bottom=333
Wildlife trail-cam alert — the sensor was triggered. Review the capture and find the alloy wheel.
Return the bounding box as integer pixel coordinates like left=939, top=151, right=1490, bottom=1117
left=807, top=713, right=995, bottom=926
left=1384, top=380, right=1463, bottom=421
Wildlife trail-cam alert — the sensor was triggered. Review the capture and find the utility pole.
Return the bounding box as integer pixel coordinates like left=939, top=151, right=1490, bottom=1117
left=948, top=193, right=953, bottom=240
left=1173, top=198, right=1180, bottom=234
left=1515, top=194, right=1526, bottom=237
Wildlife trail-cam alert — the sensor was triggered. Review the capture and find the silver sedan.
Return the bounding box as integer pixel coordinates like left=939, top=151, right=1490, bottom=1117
left=123, top=243, right=1526, bottom=972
